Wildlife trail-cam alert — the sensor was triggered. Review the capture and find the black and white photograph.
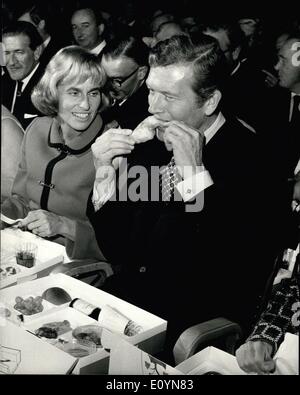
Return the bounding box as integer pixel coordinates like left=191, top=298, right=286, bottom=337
left=0, top=0, right=299, bottom=380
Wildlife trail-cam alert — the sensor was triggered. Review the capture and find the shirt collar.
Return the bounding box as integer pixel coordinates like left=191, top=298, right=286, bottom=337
left=21, top=62, right=40, bottom=91
left=154, top=112, right=225, bottom=143
left=89, top=40, right=106, bottom=55
left=43, top=36, right=51, bottom=48
left=231, top=61, right=241, bottom=76
left=291, top=92, right=300, bottom=99
left=289, top=92, right=300, bottom=122
left=49, top=114, right=103, bottom=151
left=116, top=80, right=146, bottom=107
left=204, top=112, right=226, bottom=144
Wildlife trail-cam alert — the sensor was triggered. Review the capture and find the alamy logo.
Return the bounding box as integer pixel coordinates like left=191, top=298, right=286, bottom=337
left=291, top=41, right=300, bottom=67
left=291, top=301, right=300, bottom=327
left=95, top=158, right=205, bottom=213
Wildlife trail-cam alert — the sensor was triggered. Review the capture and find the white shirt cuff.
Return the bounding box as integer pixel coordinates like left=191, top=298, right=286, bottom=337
left=176, top=168, right=214, bottom=202
left=92, top=166, right=116, bottom=211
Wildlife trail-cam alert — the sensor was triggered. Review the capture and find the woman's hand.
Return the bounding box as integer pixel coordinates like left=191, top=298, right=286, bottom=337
left=20, top=210, right=74, bottom=238
left=235, top=340, right=275, bottom=374
left=91, top=128, right=135, bottom=169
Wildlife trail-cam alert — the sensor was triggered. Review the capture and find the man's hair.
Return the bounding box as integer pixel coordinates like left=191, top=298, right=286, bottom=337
left=149, top=34, right=229, bottom=105
left=71, top=2, right=104, bottom=26
left=151, top=13, right=175, bottom=34
left=102, top=35, right=149, bottom=66
left=32, top=46, right=105, bottom=116
left=21, top=3, right=55, bottom=34
left=285, top=30, right=300, bottom=43
left=203, top=21, right=246, bottom=51
left=3, top=21, right=43, bottom=50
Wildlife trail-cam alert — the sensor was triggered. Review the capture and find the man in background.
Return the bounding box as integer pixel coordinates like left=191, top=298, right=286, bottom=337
left=2, top=21, right=44, bottom=129
left=71, top=5, right=106, bottom=56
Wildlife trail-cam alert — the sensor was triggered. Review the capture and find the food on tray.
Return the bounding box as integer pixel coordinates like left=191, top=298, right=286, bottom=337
left=65, top=346, right=91, bottom=358
left=0, top=266, right=18, bottom=279
left=0, top=307, right=11, bottom=318
left=35, top=326, right=58, bottom=338
left=131, top=116, right=166, bottom=143
left=62, top=339, right=96, bottom=358
left=14, top=295, right=43, bottom=315
left=35, top=320, right=72, bottom=338
left=42, top=287, right=72, bottom=305
left=72, top=324, right=103, bottom=346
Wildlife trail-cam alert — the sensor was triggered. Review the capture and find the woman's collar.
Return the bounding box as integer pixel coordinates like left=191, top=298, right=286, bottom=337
left=49, top=114, right=103, bottom=151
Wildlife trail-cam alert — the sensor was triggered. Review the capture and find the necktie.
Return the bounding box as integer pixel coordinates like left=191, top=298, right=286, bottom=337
left=289, top=96, right=300, bottom=173
left=160, top=157, right=181, bottom=201
left=291, top=95, right=300, bottom=125
left=13, top=80, right=24, bottom=121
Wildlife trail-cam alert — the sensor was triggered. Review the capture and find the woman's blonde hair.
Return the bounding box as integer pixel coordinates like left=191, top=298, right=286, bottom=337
left=32, top=46, right=105, bottom=115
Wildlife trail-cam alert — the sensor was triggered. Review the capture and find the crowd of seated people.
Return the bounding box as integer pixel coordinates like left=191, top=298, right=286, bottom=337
left=1, top=0, right=299, bottom=367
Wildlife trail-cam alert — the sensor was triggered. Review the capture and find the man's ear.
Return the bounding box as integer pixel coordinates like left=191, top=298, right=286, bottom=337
left=204, top=90, right=222, bottom=116
left=232, top=45, right=241, bottom=62
left=98, top=23, right=105, bottom=37
left=33, top=45, right=43, bottom=61
left=137, top=65, right=149, bottom=81
left=37, top=19, right=46, bottom=32
left=142, top=37, right=155, bottom=48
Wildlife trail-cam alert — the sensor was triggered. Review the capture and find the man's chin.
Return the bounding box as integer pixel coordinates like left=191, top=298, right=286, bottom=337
left=8, top=71, right=22, bottom=80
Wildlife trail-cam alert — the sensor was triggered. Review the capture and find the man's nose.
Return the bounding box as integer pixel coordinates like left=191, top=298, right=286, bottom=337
left=75, top=28, right=83, bottom=37
left=274, top=60, right=280, bottom=71
left=148, top=92, right=163, bottom=115
left=7, top=53, right=17, bottom=66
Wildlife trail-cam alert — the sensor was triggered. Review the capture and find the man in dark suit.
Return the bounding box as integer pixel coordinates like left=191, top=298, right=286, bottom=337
left=2, top=21, right=44, bottom=129
left=87, top=35, right=279, bottom=361
left=260, top=32, right=300, bottom=246
left=100, top=34, right=150, bottom=130
left=272, top=33, right=300, bottom=177
left=71, top=6, right=106, bottom=56
left=202, top=21, right=269, bottom=132
left=18, top=3, right=68, bottom=68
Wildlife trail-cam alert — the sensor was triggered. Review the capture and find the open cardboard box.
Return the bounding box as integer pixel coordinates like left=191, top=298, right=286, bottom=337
left=176, top=346, right=246, bottom=375
left=0, top=273, right=167, bottom=374
left=0, top=229, right=65, bottom=289
left=0, top=321, right=77, bottom=374
left=176, top=333, right=299, bottom=375
left=107, top=334, right=298, bottom=375
left=106, top=330, right=245, bottom=375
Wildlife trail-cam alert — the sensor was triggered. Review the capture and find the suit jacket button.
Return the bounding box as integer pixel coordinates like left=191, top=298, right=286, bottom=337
left=139, top=266, right=146, bottom=273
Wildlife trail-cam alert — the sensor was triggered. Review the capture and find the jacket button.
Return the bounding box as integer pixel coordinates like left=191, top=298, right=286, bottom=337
left=139, top=266, right=146, bottom=273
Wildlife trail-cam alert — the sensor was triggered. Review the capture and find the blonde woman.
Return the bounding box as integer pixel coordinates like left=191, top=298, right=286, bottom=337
left=1, top=46, right=107, bottom=261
